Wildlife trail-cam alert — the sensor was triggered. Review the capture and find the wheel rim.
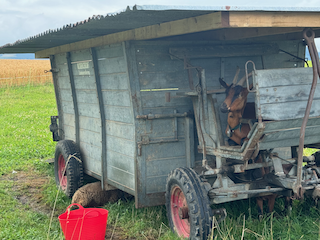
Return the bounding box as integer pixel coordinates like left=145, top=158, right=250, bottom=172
left=58, top=154, right=67, bottom=190
left=170, top=185, right=190, bottom=238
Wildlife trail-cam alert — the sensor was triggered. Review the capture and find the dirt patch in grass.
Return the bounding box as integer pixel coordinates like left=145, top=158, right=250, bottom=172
left=1, top=170, right=133, bottom=240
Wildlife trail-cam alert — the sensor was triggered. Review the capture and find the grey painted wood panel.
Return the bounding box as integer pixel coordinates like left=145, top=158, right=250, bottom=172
left=259, top=84, right=320, bottom=105
left=106, top=135, right=135, bottom=158
left=107, top=166, right=135, bottom=190
left=255, top=68, right=314, bottom=88
left=259, top=135, right=320, bottom=150
left=100, top=73, right=129, bottom=90
left=63, top=113, right=75, bottom=127
left=70, top=49, right=91, bottom=62
left=81, top=155, right=101, bottom=177
left=76, top=90, right=99, bottom=104
left=54, top=53, right=67, bottom=65
left=57, top=76, right=71, bottom=90
left=79, top=116, right=101, bottom=133
left=140, top=91, right=192, bottom=108
left=96, top=43, right=124, bottom=59
left=74, top=75, right=96, bottom=90
left=79, top=129, right=101, bottom=147
left=146, top=176, right=167, bottom=194
left=80, top=142, right=102, bottom=162
left=146, top=157, right=186, bottom=177
left=64, top=125, right=75, bottom=141
left=106, top=121, right=135, bottom=140
left=264, top=117, right=320, bottom=132
left=144, top=141, right=186, bottom=161
left=61, top=101, right=74, bottom=114
left=104, top=105, right=133, bottom=124
left=97, top=57, right=127, bottom=74
left=60, top=89, right=73, bottom=102
left=78, top=102, right=100, bottom=118
left=102, top=90, right=131, bottom=107
left=107, top=150, right=135, bottom=174
left=260, top=99, right=320, bottom=120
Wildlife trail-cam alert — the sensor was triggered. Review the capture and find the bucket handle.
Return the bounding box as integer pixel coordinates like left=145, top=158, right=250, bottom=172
left=65, top=203, right=84, bottom=213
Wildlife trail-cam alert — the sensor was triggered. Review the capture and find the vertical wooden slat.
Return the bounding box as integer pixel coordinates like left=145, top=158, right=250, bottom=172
left=66, top=52, right=80, bottom=144
left=91, top=47, right=107, bottom=190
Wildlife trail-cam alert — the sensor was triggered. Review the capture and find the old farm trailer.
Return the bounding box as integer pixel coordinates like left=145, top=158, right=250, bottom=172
left=2, top=5, right=320, bottom=239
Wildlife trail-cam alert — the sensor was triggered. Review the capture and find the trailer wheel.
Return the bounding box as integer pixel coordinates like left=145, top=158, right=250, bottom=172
left=54, top=140, right=84, bottom=198
left=165, top=167, right=212, bottom=240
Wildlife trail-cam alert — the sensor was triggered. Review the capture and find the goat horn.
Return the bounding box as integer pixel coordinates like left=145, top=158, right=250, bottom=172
left=232, top=67, right=240, bottom=85
left=237, top=72, right=253, bottom=86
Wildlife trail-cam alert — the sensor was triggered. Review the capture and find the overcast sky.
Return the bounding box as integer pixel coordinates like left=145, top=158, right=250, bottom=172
left=1, top=0, right=320, bottom=58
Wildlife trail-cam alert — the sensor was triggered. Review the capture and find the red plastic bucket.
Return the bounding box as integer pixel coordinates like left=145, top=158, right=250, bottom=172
left=58, top=203, right=108, bottom=240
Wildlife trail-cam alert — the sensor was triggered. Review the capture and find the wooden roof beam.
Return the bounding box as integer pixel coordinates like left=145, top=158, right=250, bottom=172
left=36, top=12, right=228, bottom=58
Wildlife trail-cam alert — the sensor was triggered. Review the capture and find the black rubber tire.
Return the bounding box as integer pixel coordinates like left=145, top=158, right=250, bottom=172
left=54, top=140, right=84, bottom=198
left=165, top=167, right=212, bottom=240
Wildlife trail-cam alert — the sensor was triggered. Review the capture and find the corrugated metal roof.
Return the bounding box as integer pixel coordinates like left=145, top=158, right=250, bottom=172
left=1, top=5, right=320, bottom=54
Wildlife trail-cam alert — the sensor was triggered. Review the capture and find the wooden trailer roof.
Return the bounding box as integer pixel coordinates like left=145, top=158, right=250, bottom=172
left=1, top=5, right=320, bottom=58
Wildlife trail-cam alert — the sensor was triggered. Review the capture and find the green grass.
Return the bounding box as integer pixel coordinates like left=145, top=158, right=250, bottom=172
left=1, top=84, right=320, bottom=239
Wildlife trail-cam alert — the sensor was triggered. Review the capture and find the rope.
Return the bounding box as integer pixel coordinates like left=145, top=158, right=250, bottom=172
left=46, top=154, right=82, bottom=240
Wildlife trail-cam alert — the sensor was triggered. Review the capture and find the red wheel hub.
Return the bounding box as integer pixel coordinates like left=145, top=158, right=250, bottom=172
left=170, top=186, right=190, bottom=238
left=58, top=154, right=67, bottom=190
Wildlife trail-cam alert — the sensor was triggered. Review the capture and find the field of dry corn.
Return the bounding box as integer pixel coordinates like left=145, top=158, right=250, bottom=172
left=0, top=59, right=53, bottom=87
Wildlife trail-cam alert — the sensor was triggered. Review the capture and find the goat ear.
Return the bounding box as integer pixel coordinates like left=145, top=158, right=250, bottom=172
left=219, top=78, right=229, bottom=89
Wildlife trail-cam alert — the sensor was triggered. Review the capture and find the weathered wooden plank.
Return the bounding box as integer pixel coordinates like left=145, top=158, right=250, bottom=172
left=106, top=135, right=135, bottom=158
left=70, top=49, right=91, bottom=62
left=259, top=135, right=320, bottom=150
left=74, top=75, right=96, bottom=90
left=64, top=125, right=75, bottom=141
left=146, top=176, right=167, bottom=194
left=54, top=53, right=67, bottom=65
left=262, top=125, right=320, bottom=143
left=140, top=91, right=192, bottom=108
left=229, top=11, right=320, bottom=28
left=100, top=73, right=129, bottom=90
left=106, top=121, right=135, bottom=140
left=169, top=43, right=279, bottom=59
left=96, top=43, right=124, bottom=59
left=259, top=84, right=320, bottom=105
left=79, top=116, right=101, bottom=133
left=144, top=141, right=186, bottom=161
left=255, top=68, right=314, bottom=88
left=102, top=90, right=131, bottom=107
left=104, top=105, right=133, bottom=124
left=107, top=149, right=135, bottom=174
left=97, top=57, right=127, bottom=74
left=79, top=129, right=101, bottom=147
left=107, top=166, right=135, bottom=190
left=57, top=76, right=71, bottom=89
left=146, top=157, right=186, bottom=177
left=80, top=142, right=102, bottom=162
left=63, top=113, right=75, bottom=127
left=142, top=118, right=186, bottom=139
left=264, top=117, right=320, bottom=132
left=141, top=105, right=193, bottom=115
left=139, top=72, right=188, bottom=90
left=60, top=89, right=73, bottom=102
left=61, top=101, right=74, bottom=114
left=76, top=90, right=99, bottom=104
left=81, top=155, right=101, bottom=176
left=260, top=99, right=320, bottom=120
left=78, top=102, right=100, bottom=118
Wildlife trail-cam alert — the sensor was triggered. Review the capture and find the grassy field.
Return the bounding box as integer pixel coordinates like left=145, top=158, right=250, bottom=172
left=1, top=62, right=320, bottom=239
